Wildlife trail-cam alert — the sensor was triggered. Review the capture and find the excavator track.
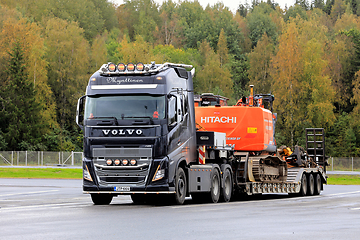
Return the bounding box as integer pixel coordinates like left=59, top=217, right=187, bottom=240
left=251, top=156, right=287, bottom=183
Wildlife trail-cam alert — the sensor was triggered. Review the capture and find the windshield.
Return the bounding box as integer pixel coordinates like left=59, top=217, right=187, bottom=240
left=85, top=95, right=166, bottom=120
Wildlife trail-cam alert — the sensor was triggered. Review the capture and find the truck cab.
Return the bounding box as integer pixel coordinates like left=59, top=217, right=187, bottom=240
left=76, top=62, right=197, bottom=204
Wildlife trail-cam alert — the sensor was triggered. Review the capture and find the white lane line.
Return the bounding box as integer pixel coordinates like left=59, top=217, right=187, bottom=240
left=326, top=191, right=360, bottom=196
left=0, top=190, right=59, bottom=197
left=0, top=202, right=90, bottom=212
left=351, top=207, right=360, bottom=210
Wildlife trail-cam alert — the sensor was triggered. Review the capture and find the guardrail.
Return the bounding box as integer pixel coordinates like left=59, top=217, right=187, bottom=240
left=0, top=151, right=83, bottom=166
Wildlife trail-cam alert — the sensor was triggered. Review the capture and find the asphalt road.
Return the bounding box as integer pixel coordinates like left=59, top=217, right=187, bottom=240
left=0, top=178, right=359, bottom=240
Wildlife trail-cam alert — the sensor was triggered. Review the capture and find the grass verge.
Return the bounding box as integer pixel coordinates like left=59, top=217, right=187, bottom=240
left=0, top=167, right=82, bottom=179
left=327, top=174, right=360, bottom=185
left=0, top=168, right=359, bottom=184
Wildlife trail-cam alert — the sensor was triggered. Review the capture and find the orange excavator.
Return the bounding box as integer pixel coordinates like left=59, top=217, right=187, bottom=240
left=194, top=86, right=287, bottom=183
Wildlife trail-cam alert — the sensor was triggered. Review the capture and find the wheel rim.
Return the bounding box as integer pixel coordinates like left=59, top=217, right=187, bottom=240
left=302, top=174, right=307, bottom=195
left=309, top=174, right=314, bottom=195
left=178, top=177, right=185, bottom=198
left=212, top=174, right=219, bottom=196
left=224, top=175, right=231, bottom=196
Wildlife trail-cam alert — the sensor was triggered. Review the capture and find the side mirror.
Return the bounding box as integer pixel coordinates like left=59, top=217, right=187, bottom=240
left=76, top=96, right=86, bottom=130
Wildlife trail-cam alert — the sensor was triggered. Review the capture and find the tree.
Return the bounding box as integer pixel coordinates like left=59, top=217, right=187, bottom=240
left=0, top=16, right=57, bottom=134
left=248, top=33, right=274, bottom=93
left=1, top=42, right=45, bottom=150
left=156, top=1, right=182, bottom=46
left=90, top=34, right=108, bottom=73
left=45, top=18, right=90, bottom=131
left=330, top=0, right=346, bottom=22
left=246, top=3, right=278, bottom=48
left=272, top=22, right=303, bottom=146
left=195, top=40, right=233, bottom=97
left=116, top=35, right=153, bottom=63
left=217, top=29, right=229, bottom=67
left=272, top=17, right=335, bottom=146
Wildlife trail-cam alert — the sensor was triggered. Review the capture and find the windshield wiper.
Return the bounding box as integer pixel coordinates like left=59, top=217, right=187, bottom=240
left=91, top=116, right=118, bottom=125
left=121, top=116, right=154, bottom=124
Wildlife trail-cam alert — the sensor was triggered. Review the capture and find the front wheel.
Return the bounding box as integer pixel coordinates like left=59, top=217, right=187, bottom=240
left=91, top=194, right=113, bottom=205
left=174, top=168, right=187, bottom=205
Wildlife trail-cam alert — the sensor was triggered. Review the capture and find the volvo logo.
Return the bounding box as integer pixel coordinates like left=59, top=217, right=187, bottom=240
left=102, top=129, right=143, bottom=136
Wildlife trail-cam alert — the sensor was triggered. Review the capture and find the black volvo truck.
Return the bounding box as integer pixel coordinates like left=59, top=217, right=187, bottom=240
left=76, top=62, right=201, bottom=204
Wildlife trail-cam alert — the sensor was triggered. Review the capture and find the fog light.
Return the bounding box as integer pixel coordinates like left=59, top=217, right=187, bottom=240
left=130, top=159, right=137, bottom=166
left=114, top=159, right=121, bottom=165
left=122, top=159, right=129, bottom=165
left=106, top=159, right=113, bottom=165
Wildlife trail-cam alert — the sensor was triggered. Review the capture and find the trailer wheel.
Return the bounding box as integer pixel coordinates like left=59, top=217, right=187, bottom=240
left=174, top=168, right=187, bottom=205
left=221, top=168, right=232, bottom=202
left=91, top=193, right=113, bottom=205
left=299, top=173, right=308, bottom=196
left=314, top=174, right=322, bottom=195
left=307, top=173, right=315, bottom=196
left=209, top=168, right=221, bottom=203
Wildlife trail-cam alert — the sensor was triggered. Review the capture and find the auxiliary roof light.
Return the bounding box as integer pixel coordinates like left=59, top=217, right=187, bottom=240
left=136, top=63, right=144, bottom=71
left=108, top=63, right=116, bottom=72
left=117, top=63, right=126, bottom=72
left=130, top=159, right=137, bottom=166
left=106, top=159, right=113, bottom=166
left=114, top=159, right=121, bottom=166
left=122, top=159, right=129, bottom=165
left=127, top=63, right=135, bottom=71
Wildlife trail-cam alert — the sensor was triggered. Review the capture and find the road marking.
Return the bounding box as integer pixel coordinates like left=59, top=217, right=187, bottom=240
left=351, top=207, right=360, bottom=210
left=0, top=202, right=90, bottom=212
left=326, top=191, right=360, bottom=197
left=0, top=190, right=59, bottom=197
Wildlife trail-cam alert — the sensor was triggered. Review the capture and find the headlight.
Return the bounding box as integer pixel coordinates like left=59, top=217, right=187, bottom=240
left=152, top=164, right=165, bottom=181
left=83, top=165, right=93, bottom=182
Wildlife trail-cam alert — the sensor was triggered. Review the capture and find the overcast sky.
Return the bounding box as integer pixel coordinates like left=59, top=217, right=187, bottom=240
left=111, top=0, right=297, bottom=13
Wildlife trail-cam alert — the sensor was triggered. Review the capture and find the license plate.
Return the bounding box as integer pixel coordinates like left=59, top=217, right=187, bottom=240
left=114, top=186, right=130, bottom=191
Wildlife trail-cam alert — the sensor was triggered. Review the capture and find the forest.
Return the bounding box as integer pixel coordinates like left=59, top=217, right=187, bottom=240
left=0, top=0, right=359, bottom=157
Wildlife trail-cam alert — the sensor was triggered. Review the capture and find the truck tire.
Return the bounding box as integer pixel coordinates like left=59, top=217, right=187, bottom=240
left=174, top=167, right=187, bottom=205
left=209, top=168, right=221, bottom=203
left=314, top=173, right=322, bottom=195
left=307, top=173, right=315, bottom=196
left=221, top=168, right=232, bottom=202
left=299, top=173, right=307, bottom=196
left=91, top=193, right=113, bottom=205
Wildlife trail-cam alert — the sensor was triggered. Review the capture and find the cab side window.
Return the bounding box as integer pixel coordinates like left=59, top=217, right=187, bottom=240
left=168, top=96, right=177, bottom=126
